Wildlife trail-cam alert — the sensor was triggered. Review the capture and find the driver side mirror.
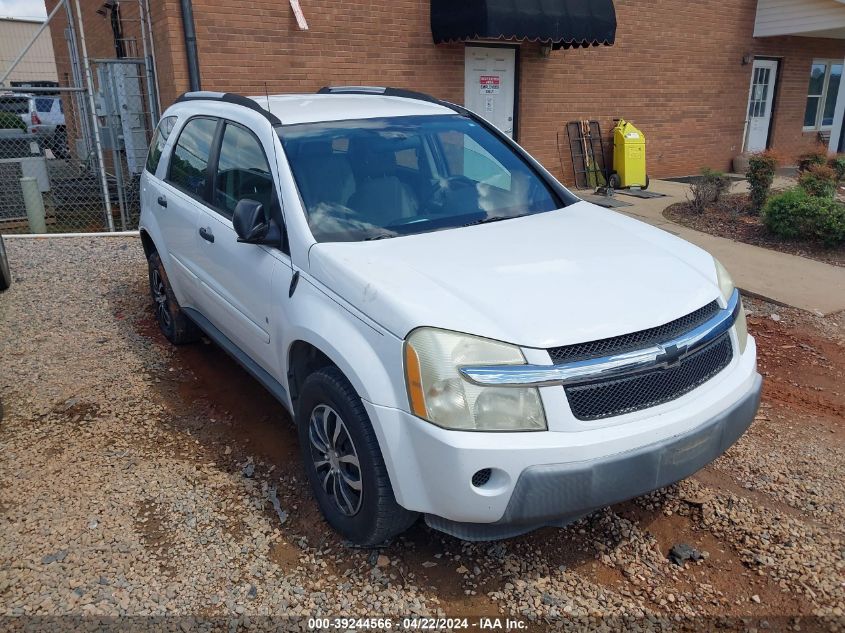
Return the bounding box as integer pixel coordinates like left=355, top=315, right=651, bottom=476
left=233, top=198, right=280, bottom=245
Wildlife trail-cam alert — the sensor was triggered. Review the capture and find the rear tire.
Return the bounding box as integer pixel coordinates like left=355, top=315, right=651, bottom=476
left=296, top=367, right=418, bottom=546
left=0, top=234, right=11, bottom=292
left=147, top=251, right=199, bottom=344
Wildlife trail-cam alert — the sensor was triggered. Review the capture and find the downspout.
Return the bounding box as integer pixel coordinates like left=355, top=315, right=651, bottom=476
left=179, top=0, right=201, bottom=91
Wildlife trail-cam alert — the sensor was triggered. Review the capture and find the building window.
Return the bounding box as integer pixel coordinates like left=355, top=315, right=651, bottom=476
left=804, top=60, right=843, bottom=130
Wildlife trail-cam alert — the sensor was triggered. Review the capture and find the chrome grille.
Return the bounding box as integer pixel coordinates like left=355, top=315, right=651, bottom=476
left=565, top=332, right=733, bottom=421
left=549, top=301, right=721, bottom=365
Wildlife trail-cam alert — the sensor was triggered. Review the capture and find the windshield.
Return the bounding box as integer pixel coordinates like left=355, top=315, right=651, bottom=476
left=277, top=115, right=562, bottom=242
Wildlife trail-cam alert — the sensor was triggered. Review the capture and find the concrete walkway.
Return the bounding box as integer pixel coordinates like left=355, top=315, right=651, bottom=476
left=607, top=179, right=845, bottom=315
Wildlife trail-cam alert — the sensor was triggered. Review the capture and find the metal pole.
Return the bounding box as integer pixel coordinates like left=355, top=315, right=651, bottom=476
left=72, top=0, right=116, bottom=232
left=21, top=177, right=47, bottom=234
left=0, top=0, right=65, bottom=86
left=144, top=0, right=162, bottom=117
left=138, top=0, right=161, bottom=121
left=64, top=1, right=94, bottom=157
left=179, top=0, right=202, bottom=91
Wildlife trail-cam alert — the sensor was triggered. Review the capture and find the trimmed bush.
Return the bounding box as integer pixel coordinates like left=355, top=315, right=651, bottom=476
left=796, top=148, right=828, bottom=174
left=829, top=154, right=845, bottom=182
left=0, top=112, right=25, bottom=131
left=799, top=164, right=837, bottom=199
left=746, top=150, right=779, bottom=213
left=763, top=187, right=845, bottom=247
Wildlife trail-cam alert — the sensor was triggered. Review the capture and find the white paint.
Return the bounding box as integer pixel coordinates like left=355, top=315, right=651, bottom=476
left=288, top=0, right=308, bottom=30
left=464, top=46, right=516, bottom=138
left=247, top=93, right=454, bottom=125
left=139, top=93, right=760, bottom=529
left=744, top=59, right=778, bottom=153
left=754, top=0, right=845, bottom=38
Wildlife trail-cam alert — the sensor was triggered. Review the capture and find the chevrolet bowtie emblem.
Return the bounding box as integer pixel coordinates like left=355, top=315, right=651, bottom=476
left=656, top=343, right=686, bottom=368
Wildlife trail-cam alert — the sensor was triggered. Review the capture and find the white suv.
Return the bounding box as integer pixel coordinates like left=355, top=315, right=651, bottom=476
left=139, top=88, right=761, bottom=545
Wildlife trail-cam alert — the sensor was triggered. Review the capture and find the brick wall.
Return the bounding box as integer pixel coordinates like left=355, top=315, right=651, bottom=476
left=47, top=0, right=845, bottom=183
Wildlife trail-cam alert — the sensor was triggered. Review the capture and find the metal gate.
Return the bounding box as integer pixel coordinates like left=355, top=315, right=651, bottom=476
left=0, top=0, right=158, bottom=234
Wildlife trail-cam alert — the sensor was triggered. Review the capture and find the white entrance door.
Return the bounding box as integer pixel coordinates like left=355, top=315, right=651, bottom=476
left=464, top=46, right=516, bottom=138
left=745, top=59, right=778, bottom=153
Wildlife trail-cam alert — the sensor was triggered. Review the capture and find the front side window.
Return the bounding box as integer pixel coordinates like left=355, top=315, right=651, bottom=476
left=278, top=115, right=560, bottom=242
left=145, top=115, right=177, bottom=175
left=167, top=117, right=217, bottom=197
left=213, top=123, right=274, bottom=218
left=804, top=60, right=843, bottom=130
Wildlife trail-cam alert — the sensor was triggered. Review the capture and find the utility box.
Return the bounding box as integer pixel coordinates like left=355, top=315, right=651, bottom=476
left=611, top=119, right=648, bottom=189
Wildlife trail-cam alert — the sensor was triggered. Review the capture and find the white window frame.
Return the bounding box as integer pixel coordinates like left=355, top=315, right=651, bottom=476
left=804, top=59, right=843, bottom=132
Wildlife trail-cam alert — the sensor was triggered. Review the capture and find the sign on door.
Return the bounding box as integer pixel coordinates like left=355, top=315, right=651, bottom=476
left=479, top=75, right=500, bottom=94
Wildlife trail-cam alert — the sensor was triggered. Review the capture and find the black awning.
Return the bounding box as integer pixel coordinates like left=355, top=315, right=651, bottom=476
left=430, top=0, right=616, bottom=49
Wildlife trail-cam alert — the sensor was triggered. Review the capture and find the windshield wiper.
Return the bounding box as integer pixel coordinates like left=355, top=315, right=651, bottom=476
left=364, top=232, right=395, bottom=241
left=462, top=215, right=514, bottom=227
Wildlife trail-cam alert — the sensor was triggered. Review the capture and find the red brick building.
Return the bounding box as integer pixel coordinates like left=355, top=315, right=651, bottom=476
left=46, top=0, right=845, bottom=186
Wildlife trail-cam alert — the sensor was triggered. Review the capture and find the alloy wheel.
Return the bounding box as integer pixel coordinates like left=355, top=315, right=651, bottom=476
left=151, top=268, right=172, bottom=329
left=308, top=404, right=363, bottom=516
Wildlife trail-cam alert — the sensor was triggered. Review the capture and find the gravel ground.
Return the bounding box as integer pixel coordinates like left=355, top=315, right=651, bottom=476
left=0, top=236, right=843, bottom=631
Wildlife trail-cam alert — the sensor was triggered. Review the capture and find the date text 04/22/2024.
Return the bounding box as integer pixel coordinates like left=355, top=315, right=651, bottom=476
left=307, top=617, right=528, bottom=630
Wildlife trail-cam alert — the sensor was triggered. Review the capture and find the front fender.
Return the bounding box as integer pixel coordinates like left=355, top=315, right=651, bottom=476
left=282, top=274, right=408, bottom=411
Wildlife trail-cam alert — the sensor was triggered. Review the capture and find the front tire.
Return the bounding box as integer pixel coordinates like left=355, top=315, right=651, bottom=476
left=147, top=251, right=199, bottom=344
left=297, top=367, right=418, bottom=546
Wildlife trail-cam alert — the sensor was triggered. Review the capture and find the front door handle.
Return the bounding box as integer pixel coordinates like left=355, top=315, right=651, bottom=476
left=199, top=226, right=214, bottom=243
left=157, top=195, right=167, bottom=208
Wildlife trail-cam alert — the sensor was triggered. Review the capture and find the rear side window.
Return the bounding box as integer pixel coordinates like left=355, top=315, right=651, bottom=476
left=166, top=117, right=217, bottom=197
left=35, top=98, right=53, bottom=113
left=213, top=123, right=274, bottom=218
left=0, top=96, right=29, bottom=114
left=145, top=115, right=177, bottom=175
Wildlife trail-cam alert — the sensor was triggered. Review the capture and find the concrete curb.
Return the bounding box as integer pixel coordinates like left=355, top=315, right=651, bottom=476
left=3, top=231, right=140, bottom=239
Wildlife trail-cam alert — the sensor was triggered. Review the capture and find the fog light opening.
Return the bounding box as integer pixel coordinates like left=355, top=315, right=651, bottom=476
left=471, top=468, right=492, bottom=488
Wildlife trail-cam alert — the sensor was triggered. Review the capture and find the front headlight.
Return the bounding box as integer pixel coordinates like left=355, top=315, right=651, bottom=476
left=404, top=328, right=547, bottom=431
left=714, top=258, right=748, bottom=354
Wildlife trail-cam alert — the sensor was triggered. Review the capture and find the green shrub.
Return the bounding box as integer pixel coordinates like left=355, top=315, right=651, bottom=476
left=796, top=148, right=828, bottom=174
left=763, top=187, right=845, bottom=247
left=828, top=154, right=845, bottom=182
left=746, top=150, right=779, bottom=213
left=0, top=111, right=25, bottom=131
left=799, top=164, right=837, bottom=198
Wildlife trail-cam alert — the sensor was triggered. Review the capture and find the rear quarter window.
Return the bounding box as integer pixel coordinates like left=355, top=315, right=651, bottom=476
left=0, top=96, right=29, bottom=114
left=35, top=98, right=54, bottom=113
left=145, top=115, right=178, bottom=175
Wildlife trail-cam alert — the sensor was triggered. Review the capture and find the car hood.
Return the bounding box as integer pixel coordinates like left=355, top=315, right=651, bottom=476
left=307, top=201, right=722, bottom=349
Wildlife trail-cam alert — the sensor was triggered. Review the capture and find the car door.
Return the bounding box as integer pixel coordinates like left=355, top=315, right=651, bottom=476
left=191, top=119, right=291, bottom=376
left=154, top=116, right=218, bottom=306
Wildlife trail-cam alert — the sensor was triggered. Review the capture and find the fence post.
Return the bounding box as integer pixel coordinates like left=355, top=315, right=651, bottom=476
left=71, top=0, right=116, bottom=232
left=21, top=177, right=46, bottom=234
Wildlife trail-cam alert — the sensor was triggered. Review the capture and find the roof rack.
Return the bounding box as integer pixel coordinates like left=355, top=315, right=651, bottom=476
left=174, top=91, right=281, bottom=125
left=316, top=86, right=455, bottom=109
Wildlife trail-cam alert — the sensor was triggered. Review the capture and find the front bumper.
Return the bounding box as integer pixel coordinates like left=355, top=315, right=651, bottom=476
left=427, top=372, right=761, bottom=540
left=364, top=334, right=761, bottom=538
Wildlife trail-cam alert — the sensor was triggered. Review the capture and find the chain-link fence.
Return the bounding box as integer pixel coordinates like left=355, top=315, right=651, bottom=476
left=0, top=0, right=158, bottom=234
left=0, top=87, right=112, bottom=233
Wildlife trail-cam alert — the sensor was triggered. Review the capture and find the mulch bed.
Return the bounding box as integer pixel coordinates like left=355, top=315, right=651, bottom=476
left=664, top=193, right=845, bottom=268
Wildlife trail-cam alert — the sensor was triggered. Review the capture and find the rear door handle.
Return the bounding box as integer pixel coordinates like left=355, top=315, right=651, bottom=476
left=157, top=196, right=167, bottom=208
left=199, top=226, right=214, bottom=243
